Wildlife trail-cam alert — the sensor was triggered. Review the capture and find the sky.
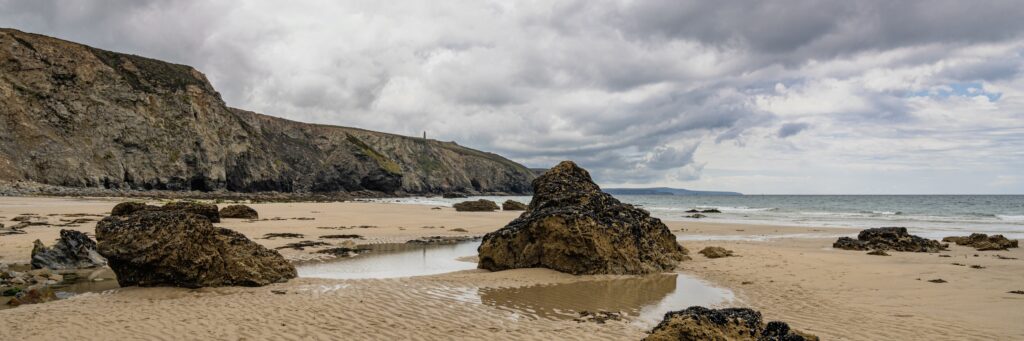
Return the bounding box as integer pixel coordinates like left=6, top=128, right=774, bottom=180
left=1, top=1, right=1023, bottom=194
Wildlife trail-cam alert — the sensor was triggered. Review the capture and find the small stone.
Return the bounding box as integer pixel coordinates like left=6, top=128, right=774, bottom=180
left=501, top=200, right=528, bottom=211
left=928, top=279, right=947, bottom=283
left=220, top=205, right=259, bottom=219
left=698, top=246, right=733, bottom=259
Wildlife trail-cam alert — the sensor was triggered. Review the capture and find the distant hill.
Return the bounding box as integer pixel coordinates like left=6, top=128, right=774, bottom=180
left=603, top=187, right=742, bottom=196
left=0, top=28, right=534, bottom=194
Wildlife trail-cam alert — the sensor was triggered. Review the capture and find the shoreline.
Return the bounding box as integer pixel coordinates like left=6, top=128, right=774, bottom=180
left=1, top=197, right=1022, bottom=340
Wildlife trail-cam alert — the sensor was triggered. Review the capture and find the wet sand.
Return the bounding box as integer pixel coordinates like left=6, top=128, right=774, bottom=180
left=1, top=197, right=1022, bottom=340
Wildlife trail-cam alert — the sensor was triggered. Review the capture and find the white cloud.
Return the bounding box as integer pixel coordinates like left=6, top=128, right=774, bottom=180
left=1, top=0, right=1023, bottom=193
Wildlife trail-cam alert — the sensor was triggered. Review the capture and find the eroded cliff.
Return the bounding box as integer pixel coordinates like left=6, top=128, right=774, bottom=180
left=0, top=28, right=533, bottom=194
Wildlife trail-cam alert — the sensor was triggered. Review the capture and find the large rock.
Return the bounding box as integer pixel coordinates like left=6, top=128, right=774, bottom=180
left=478, top=161, right=688, bottom=275
left=502, top=200, right=528, bottom=211
left=110, top=201, right=220, bottom=222
left=453, top=199, right=499, bottom=212
left=95, top=210, right=296, bottom=288
left=833, top=227, right=946, bottom=252
left=162, top=202, right=221, bottom=222
left=644, top=306, right=818, bottom=341
left=220, top=204, right=259, bottom=219
left=111, top=202, right=151, bottom=216
left=942, top=233, right=1018, bottom=251
left=30, top=229, right=107, bottom=270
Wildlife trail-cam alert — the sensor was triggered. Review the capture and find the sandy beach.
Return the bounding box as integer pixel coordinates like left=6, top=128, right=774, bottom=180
left=1, top=196, right=1022, bottom=340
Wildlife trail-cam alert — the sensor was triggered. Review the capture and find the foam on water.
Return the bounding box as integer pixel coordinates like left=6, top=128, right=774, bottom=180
left=378, top=195, right=1024, bottom=238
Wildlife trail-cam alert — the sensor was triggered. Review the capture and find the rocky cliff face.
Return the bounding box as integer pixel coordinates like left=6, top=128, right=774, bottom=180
left=0, top=28, right=533, bottom=194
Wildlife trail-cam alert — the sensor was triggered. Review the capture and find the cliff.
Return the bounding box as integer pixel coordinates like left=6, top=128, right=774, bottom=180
left=0, top=28, right=534, bottom=195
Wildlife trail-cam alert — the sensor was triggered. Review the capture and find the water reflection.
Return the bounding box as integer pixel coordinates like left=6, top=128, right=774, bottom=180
left=297, top=242, right=481, bottom=279
left=1, top=267, right=120, bottom=309
left=479, top=273, right=734, bottom=327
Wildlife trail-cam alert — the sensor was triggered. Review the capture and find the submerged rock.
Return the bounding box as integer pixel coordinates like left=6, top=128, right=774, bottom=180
left=31, top=230, right=107, bottom=270
left=685, top=214, right=707, bottom=219
left=220, top=204, right=259, bottom=219
left=833, top=227, right=946, bottom=253
left=442, top=193, right=468, bottom=198
left=478, top=161, right=688, bottom=275
left=453, top=199, right=499, bottom=212
left=7, top=286, right=58, bottom=307
left=95, top=210, right=295, bottom=288
left=942, top=234, right=1018, bottom=251
left=699, top=246, right=734, bottom=259
left=644, top=306, right=818, bottom=341
left=502, top=200, right=528, bottom=211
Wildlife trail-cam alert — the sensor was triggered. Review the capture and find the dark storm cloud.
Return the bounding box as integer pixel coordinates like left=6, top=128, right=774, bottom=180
left=1, top=0, right=1022, bottom=191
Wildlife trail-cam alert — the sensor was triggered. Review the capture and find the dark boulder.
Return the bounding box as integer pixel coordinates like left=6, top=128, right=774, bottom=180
left=942, top=233, right=1018, bottom=251
left=220, top=204, right=259, bottom=219
left=502, top=200, right=528, bottom=211
left=95, top=210, right=296, bottom=288
left=644, top=306, right=818, bottom=341
left=30, top=229, right=107, bottom=270
left=478, top=161, right=689, bottom=275
left=111, top=202, right=153, bottom=216
left=833, top=227, right=946, bottom=252
left=442, top=193, right=468, bottom=198
left=162, top=201, right=221, bottom=223
left=453, top=199, right=499, bottom=212
left=109, top=201, right=221, bottom=222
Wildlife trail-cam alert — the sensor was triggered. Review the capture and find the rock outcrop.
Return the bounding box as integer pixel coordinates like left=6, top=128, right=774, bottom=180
left=501, top=200, right=527, bottom=211
left=30, top=229, right=107, bottom=269
left=220, top=205, right=259, bottom=219
left=477, top=161, right=688, bottom=275
left=645, top=306, right=818, bottom=341
left=95, top=210, right=296, bottom=287
left=453, top=199, right=499, bottom=212
left=0, top=28, right=534, bottom=195
left=942, top=234, right=1018, bottom=251
left=833, top=227, right=946, bottom=252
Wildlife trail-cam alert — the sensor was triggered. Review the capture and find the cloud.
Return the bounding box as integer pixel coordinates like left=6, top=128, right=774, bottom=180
left=777, top=123, right=810, bottom=138
left=1, top=0, right=1022, bottom=193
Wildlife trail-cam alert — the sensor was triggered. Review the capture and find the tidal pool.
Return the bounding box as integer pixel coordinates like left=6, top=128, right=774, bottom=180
left=477, top=273, right=735, bottom=327
left=296, top=241, right=481, bottom=279
left=297, top=240, right=735, bottom=328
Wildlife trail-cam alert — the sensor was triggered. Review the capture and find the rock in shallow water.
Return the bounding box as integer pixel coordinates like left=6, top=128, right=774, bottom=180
left=31, top=229, right=107, bottom=270
left=942, top=233, right=1018, bottom=251
left=478, top=161, right=688, bottom=275
left=95, top=211, right=295, bottom=288
left=220, top=204, right=259, bottom=219
left=644, top=306, right=818, bottom=341
left=833, top=227, right=946, bottom=253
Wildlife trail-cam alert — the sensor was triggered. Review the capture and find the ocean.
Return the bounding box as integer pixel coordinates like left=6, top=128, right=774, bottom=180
left=377, top=194, right=1024, bottom=239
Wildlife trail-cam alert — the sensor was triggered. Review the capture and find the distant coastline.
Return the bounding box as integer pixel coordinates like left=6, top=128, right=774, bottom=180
left=603, top=187, right=743, bottom=196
